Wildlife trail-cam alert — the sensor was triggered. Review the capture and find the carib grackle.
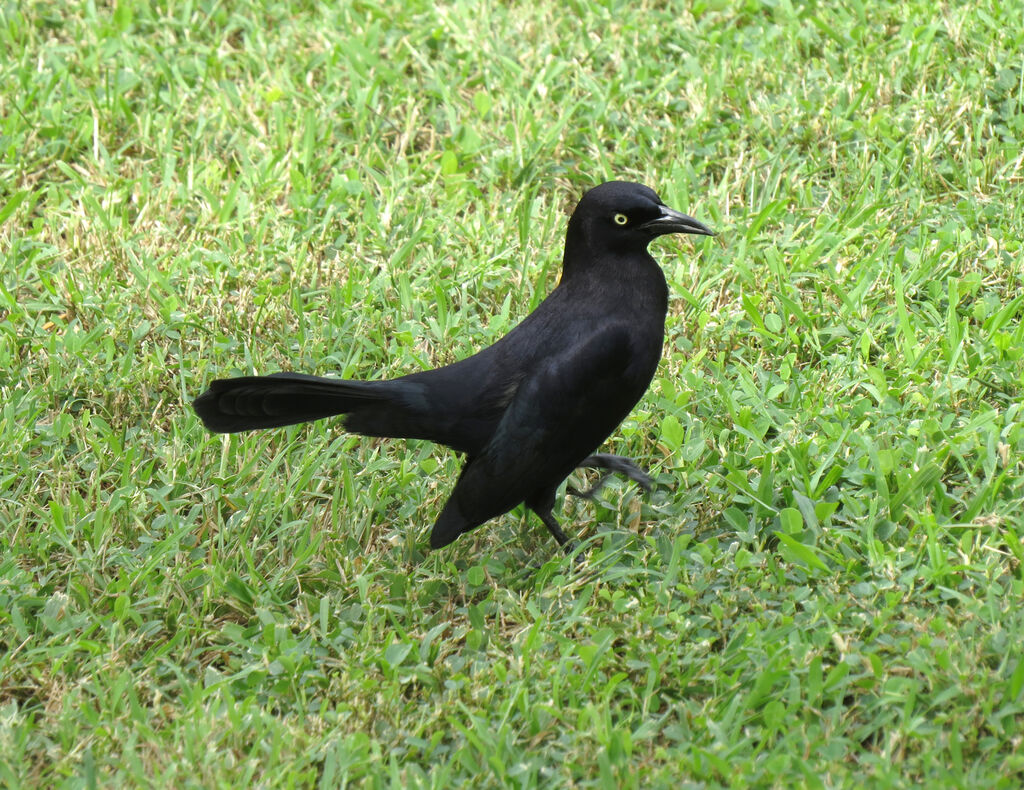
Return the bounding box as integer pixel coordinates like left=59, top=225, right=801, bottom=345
left=193, top=181, right=714, bottom=550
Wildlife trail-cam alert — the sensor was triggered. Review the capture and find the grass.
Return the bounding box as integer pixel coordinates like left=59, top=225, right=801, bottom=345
left=2, top=0, right=1024, bottom=786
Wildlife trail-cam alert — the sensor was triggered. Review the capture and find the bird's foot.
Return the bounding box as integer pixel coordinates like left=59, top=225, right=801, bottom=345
left=569, top=453, right=653, bottom=499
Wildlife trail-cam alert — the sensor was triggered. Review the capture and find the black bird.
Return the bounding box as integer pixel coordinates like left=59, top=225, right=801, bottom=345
left=193, top=181, right=714, bottom=550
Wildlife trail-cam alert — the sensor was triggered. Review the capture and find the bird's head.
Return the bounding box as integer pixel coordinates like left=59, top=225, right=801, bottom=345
left=567, top=181, right=715, bottom=258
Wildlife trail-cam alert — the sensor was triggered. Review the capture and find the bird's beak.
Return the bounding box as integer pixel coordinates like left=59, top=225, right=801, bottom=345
left=640, top=206, right=716, bottom=237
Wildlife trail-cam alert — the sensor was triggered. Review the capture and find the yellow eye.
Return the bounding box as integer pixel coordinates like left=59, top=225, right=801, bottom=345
left=613, top=213, right=628, bottom=226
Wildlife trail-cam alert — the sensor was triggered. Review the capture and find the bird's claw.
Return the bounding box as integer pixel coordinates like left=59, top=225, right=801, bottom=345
left=569, top=454, right=653, bottom=499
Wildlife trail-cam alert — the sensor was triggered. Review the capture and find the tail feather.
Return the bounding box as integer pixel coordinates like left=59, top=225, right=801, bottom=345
left=193, top=372, right=388, bottom=433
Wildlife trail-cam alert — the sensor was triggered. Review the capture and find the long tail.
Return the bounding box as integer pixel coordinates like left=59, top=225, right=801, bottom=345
left=192, top=372, right=390, bottom=433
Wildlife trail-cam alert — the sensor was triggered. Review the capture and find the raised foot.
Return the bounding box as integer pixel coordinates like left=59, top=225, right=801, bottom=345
left=567, top=453, right=654, bottom=500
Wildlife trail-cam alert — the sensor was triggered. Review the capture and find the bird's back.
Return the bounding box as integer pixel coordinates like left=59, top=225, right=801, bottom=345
left=347, top=253, right=667, bottom=456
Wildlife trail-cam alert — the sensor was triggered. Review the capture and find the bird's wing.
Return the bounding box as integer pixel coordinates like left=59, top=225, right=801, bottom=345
left=430, top=324, right=640, bottom=547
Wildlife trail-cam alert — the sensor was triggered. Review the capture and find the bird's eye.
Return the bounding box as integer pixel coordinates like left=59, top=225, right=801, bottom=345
left=613, top=213, right=629, bottom=226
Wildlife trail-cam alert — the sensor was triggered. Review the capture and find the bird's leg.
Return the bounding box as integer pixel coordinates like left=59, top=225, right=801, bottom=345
left=530, top=508, right=578, bottom=557
left=537, top=509, right=571, bottom=546
left=567, top=453, right=654, bottom=499
left=582, top=453, right=654, bottom=489
left=565, top=478, right=610, bottom=500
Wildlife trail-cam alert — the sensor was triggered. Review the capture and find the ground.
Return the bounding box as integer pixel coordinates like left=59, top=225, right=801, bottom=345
left=2, top=0, right=1023, bottom=786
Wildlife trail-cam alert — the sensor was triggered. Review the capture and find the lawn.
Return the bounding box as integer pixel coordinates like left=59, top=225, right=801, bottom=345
left=2, top=0, right=1024, bottom=786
